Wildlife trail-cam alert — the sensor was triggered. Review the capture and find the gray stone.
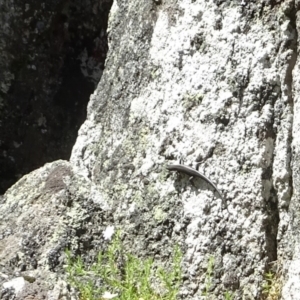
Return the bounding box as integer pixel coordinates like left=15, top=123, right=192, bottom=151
left=3, top=277, right=25, bottom=295
left=1, top=0, right=300, bottom=299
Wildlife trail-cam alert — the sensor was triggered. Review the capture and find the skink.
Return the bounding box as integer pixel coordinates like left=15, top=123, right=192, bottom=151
left=166, top=164, right=224, bottom=200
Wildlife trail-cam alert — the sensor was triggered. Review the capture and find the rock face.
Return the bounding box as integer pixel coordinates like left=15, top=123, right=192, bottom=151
left=0, top=0, right=113, bottom=193
left=0, top=160, right=113, bottom=299
left=1, top=0, right=300, bottom=299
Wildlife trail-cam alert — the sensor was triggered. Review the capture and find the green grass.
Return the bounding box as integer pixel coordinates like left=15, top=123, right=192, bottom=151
left=224, top=290, right=234, bottom=300
left=203, top=255, right=214, bottom=296
left=65, top=231, right=182, bottom=300
left=261, top=270, right=282, bottom=300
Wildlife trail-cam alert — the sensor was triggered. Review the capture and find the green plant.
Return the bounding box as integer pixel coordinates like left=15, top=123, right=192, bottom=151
left=261, top=271, right=282, bottom=300
left=224, top=290, right=234, bottom=300
left=157, top=245, right=182, bottom=299
left=65, top=231, right=183, bottom=300
left=202, top=256, right=215, bottom=296
left=262, top=272, right=274, bottom=294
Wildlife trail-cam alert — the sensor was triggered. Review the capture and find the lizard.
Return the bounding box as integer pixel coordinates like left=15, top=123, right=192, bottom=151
left=166, top=164, right=224, bottom=201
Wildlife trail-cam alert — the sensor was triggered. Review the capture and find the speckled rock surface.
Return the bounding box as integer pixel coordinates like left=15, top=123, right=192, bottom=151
left=1, top=0, right=300, bottom=299
left=0, top=160, right=111, bottom=299
left=71, top=0, right=297, bottom=298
